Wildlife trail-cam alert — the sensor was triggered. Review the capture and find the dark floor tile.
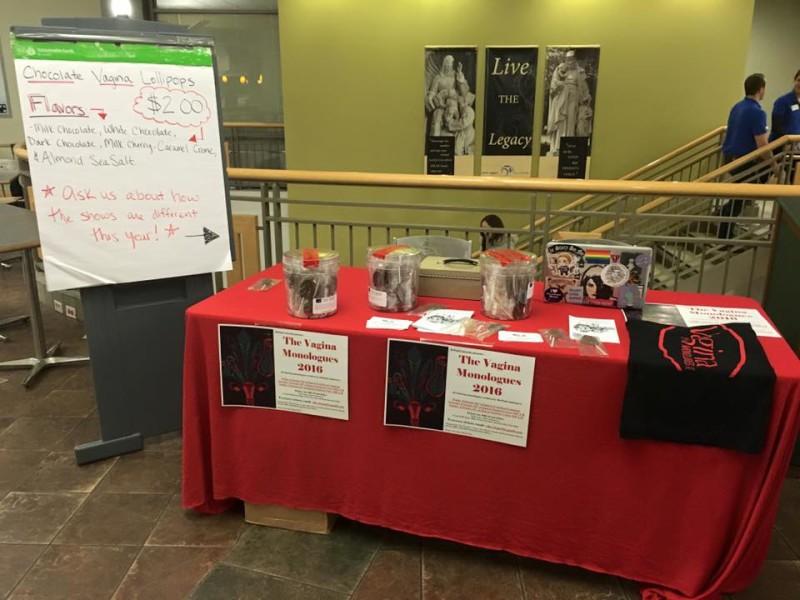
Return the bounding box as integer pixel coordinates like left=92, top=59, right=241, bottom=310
left=0, top=449, right=48, bottom=491
left=191, top=563, right=346, bottom=600
left=59, top=367, right=95, bottom=396
left=54, top=492, right=169, bottom=546
left=0, top=492, right=86, bottom=543
left=0, top=391, right=31, bottom=418
left=17, top=452, right=115, bottom=493
left=422, top=541, right=522, bottom=600
left=378, top=526, right=423, bottom=551
left=519, top=559, right=626, bottom=600
left=23, top=389, right=96, bottom=418
left=0, top=544, right=46, bottom=597
left=112, top=546, right=226, bottom=600
left=143, top=432, right=182, bottom=455
left=728, top=560, right=800, bottom=600
left=146, top=494, right=243, bottom=548
left=96, top=451, right=181, bottom=494
left=768, top=529, right=798, bottom=560
left=0, top=368, right=79, bottom=408
left=225, top=520, right=379, bottom=594
left=0, top=417, right=14, bottom=436
left=52, top=415, right=101, bottom=452
left=0, top=417, right=82, bottom=450
left=11, top=544, right=138, bottom=600
left=352, top=548, right=420, bottom=600
left=776, top=478, right=800, bottom=557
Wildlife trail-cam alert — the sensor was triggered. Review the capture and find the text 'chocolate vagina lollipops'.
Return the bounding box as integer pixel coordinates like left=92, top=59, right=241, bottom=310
left=282, top=248, right=339, bottom=319
left=480, top=249, right=536, bottom=321
left=367, top=245, right=423, bottom=312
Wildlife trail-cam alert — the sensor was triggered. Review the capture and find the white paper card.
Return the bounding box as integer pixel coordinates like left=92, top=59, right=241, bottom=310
left=674, top=305, right=780, bottom=338
left=498, top=331, right=544, bottom=343
left=366, top=317, right=413, bottom=331
left=368, top=288, right=388, bottom=308
left=273, top=328, right=349, bottom=420
left=569, top=316, right=620, bottom=344
left=412, top=309, right=473, bottom=334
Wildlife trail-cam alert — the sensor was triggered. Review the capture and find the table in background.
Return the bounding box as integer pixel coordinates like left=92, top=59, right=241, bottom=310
left=0, top=204, right=89, bottom=384
left=182, top=266, right=800, bottom=600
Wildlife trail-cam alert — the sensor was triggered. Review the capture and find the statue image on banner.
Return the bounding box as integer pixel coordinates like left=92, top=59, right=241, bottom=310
left=424, top=47, right=477, bottom=175
left=539, top=46, right=600, bottom=178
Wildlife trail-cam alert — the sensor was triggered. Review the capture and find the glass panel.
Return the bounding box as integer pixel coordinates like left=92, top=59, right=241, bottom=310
left=158, top=12, right=283, bottom=123
left=155, top=0, right=277, bottom=11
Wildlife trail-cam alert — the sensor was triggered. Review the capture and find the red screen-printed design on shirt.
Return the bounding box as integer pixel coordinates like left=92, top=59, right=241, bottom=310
left=657, top=324, right=747, bottom=378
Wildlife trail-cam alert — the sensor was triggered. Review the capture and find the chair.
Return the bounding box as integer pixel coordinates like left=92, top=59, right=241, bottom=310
left=395, top=236, right=472, bottom=258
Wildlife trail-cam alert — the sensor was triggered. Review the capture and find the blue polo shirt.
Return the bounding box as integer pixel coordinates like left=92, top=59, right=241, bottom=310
left=722, top=97, right=768, bottom=158
left=769, top=90, right=800, bottom=141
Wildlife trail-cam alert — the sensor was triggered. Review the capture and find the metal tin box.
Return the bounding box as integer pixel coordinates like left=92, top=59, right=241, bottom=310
left=418, top=256, right=481, bottom=300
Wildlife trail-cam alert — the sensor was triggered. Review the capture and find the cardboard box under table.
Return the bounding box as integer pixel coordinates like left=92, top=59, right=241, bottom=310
left=182, top=265, right=800, bottom=600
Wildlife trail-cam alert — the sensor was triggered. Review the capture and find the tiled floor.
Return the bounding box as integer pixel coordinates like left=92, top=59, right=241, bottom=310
left=1, top=265, right=799, bottom=599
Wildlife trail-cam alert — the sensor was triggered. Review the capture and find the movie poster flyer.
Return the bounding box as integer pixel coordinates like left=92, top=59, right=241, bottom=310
left=219, top=324, right=348, bottom=420
left=384, top=339, right=535, bottom=447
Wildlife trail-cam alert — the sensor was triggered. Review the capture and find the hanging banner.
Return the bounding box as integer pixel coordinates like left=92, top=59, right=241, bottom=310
left=539, top=46, right=600, bottom=179
left=384, top=339, right=535, bottom=447
left=0, top=48, right=10, bottom=117
left=424, top=46, right=477, bottom=176
left=219, top=324, right=349, bottom=420
left=481, top=46, right=538, bottom=177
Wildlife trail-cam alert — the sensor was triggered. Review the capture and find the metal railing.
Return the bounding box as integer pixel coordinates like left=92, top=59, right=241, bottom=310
left=222, top=122, right=284, bottom=187
left=226, top=166, right=798, bottom=302
left=515, top=126, right=728, bottom=247
left=14, top=129, right=796, bottom=302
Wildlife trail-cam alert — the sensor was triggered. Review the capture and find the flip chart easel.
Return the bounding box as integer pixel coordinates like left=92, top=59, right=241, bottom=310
left=12, top=20, right=234, bottom=463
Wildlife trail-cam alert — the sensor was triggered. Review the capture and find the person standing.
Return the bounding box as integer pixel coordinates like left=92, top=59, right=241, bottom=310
left=718, top=73, right=770, bottom=238
left=769, top=70, right=800, bottom=142
left=769, top=70, right=800, bottom=184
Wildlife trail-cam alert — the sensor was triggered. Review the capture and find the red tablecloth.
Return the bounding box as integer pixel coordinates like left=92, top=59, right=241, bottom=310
left=182, top=266, right=800, bottom=600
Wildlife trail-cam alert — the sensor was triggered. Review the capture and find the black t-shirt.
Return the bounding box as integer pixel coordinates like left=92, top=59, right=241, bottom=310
left=621, top=320, right=775, bottom=453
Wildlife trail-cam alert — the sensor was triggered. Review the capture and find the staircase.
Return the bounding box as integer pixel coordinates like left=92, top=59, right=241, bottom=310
left=521, top=128, right=800, bottom=300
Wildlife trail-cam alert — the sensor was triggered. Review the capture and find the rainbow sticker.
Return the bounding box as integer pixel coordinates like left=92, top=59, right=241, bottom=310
left=584, top=249, right=611, bottom=264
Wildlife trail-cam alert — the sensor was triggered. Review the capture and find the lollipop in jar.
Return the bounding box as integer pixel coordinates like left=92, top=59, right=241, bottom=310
left=367, top=245, right=422, bottom=312
left=282, top=248, right=339, bottom=318
left=480, top=249, right=536, bottom=320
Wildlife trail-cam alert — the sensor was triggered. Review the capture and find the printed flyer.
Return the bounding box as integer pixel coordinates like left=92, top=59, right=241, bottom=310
left=384, top=339, right=535, bottom=447
left=219, top=324, right=348, bottom=420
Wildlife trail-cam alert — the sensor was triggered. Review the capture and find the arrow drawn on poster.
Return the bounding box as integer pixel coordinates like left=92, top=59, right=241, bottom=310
left=185, top=227, right=220, bottom=244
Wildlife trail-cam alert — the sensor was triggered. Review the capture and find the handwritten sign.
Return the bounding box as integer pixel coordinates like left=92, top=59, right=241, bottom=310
left=384, top=339, right=535, bottom=447
left=12, top=36, right=232, bottom=291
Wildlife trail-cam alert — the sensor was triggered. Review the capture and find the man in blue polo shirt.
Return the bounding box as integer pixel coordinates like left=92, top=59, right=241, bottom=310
left=770, top=70, right=800, bottom=142
left=719, top=74, right=770, bottom=238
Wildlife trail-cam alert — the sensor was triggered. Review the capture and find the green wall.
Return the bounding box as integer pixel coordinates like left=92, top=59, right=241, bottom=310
left=746, top=0, right=800, bottom=113
left=277, top=0, right=756, bottom=263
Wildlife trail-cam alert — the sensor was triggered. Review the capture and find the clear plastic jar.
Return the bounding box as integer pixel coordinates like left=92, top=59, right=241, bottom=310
left=367, top=245, right=422, bottom=312
left=480, top=249, right=536, bottom=320
left=282, top=249, right=339, bottom=318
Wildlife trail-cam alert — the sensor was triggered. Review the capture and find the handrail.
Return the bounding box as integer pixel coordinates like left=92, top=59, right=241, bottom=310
left=227, top=167, right=798, bottom=199
left=590, top=134, right=800, bottom=235
left=14, top=134, right=798, bottom=201
left=223, top=121, right=284, bottom=129
left=519, top=125, right=727, bottom=235
left=616, top=125, right=727, bottom=182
